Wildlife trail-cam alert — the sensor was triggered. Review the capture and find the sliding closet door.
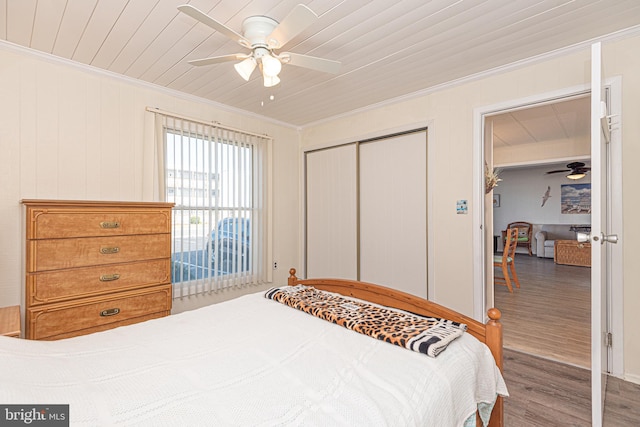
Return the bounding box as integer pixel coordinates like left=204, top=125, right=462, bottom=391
left=305, top=144, right=357, bottom=279
left=359, top=132, right=427, bottom=297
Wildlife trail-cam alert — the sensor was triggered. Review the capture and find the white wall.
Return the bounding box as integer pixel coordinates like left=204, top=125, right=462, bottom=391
left=301, top=35, right=640, bottom=383
left=0, top=44, right=301, bottom=314
left=301, top=47, right=597, bottom=316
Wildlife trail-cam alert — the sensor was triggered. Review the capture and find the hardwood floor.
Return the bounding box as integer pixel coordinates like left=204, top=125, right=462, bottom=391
left=496, top=254, right=640, bottom=425
left=503, top=348, right=590, bottom=426
left=495, top=254, right=591, bottom=368
left=503, top=348, right=640, bottom=426
left=603, top=374, right=640, bottom=425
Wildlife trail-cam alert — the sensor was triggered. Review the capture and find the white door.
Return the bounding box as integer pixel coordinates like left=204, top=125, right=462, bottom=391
left=589, top=41, right=618, bottom=427
left=305, top=145, right=358, bottom=279
left=359, top=132, right=427, bottom=297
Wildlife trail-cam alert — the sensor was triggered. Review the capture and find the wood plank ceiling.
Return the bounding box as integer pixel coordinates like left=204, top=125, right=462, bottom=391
left=1, top=0, right=639, bottom=128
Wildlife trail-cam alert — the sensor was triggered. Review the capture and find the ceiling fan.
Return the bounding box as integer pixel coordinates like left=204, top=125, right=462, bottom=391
left=546, top=162, right=591, bottom=180
left=177, top=4, right=341, bottom=87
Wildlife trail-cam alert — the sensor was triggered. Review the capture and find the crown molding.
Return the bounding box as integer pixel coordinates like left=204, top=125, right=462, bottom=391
left=0, top=39, right=298, bottom=131
left=301, top=24, right=640, bottom=129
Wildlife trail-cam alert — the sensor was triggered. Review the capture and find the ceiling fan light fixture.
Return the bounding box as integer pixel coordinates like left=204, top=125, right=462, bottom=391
left=263, top=74, right=280, bottom=88
left=567, top=172, right=586, bottom=180
left=261, top=53, right=282, bottom=77
left=234, top=57, right=256, bottom=81
left=179, top=4, right=341, bottom=89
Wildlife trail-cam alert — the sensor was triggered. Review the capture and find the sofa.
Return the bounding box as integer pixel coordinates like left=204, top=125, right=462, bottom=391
left=534, top=224, right=588, bottom=258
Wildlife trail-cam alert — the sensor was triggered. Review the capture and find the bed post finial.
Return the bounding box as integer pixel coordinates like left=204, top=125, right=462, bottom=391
left=485, top=308, right=503, bottom=370
left=288, top=268, right=297, bottom=286
left=486, top=307, right=504, bottom=427
left=487, top=308, right=501, bottom=322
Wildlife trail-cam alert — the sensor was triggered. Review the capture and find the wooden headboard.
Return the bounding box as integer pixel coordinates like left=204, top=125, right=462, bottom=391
left=287, top=268, right=504, bottom=427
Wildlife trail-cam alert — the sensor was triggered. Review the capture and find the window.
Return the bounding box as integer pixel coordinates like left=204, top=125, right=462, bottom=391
left=155, top=113, right=271, bottom=298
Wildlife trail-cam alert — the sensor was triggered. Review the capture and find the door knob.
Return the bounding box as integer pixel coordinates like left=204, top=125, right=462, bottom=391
left=576, top=231, right=618, bottom=245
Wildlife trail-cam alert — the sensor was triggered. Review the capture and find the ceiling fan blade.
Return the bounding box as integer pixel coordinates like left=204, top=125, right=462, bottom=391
left=267, top=4, right=318, bottom=49
left=546, top=170, right=569, bottom=174
left=178, top=5, right=249, bottom=46
left=188, top=54, right=247, bottom=67
left=280, top=52, right=341, bottom=74
left=566, top=161, right=586, bottom=169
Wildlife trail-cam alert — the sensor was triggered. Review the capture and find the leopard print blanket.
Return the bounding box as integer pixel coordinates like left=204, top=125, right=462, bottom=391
left=265, top=285, right=467, bottom=357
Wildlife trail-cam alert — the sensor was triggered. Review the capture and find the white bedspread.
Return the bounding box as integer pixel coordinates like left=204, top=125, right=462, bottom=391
left=0, top=291, right=507, bottom=426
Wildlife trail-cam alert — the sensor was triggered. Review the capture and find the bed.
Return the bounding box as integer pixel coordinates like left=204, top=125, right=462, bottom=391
left=0, top=268, right=507, bottom=426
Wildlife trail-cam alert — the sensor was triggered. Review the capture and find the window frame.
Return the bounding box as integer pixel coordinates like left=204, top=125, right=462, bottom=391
left=153, top=113, right=272, bottom=298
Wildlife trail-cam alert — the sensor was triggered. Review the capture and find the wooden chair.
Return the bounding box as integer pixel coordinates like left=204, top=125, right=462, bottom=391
left=494, top=227, right=520, bottom=292
left=502, top=221, right=533, bottom=256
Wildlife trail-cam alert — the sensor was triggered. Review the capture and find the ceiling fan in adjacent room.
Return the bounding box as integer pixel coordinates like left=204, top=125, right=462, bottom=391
left=546, top=162, right=591, bottom=180
left=178, top=4, right=341, bottom=87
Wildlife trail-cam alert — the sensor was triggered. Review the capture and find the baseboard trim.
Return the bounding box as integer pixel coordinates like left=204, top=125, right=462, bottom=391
left=623, top=373, right=640, bottom=386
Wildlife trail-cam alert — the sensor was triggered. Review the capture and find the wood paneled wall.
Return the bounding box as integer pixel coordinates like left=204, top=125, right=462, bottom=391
left=0, top=46, right=300, bottom=307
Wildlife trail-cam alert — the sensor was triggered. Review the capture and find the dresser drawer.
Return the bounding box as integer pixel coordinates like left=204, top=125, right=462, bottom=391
left=27, top=259, right=171, bottom=306
left=45, top=312, right=169, bottom=340
left=27, top=234, right=170, bottom=272
left=26, top=205, right=172, bottom=239
left=27, top=284, right=172, bottom=340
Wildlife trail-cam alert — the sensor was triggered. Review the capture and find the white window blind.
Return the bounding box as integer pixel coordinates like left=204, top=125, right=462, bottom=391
left=151, top=110, right=271, bottom=298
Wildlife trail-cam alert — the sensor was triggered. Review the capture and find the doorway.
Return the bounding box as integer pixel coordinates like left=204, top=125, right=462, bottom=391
left=474, top=79, right=624, bottom=376
left=491, top=167, right=592, bottom=368
left=487, top=95, right=592, bottom=367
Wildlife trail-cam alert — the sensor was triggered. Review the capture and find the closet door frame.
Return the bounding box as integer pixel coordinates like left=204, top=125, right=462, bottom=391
left=303, top=126, right=430, bottom=297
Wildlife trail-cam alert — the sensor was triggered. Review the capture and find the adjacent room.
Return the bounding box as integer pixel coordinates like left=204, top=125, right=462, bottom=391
left=1, top=1, right=639, bottom=426
left=488, top=97, right=592, bottom=368
left=492, top=163, right=592, bottom=368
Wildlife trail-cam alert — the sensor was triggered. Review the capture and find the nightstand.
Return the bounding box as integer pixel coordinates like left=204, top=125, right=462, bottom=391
left=0, top=305, right=21, bottom=337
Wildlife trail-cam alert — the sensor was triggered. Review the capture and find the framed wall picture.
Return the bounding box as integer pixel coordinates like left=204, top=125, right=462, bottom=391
left=561, top=183, right=591, bottom=214
left=493, top=194, right=501, bottom=208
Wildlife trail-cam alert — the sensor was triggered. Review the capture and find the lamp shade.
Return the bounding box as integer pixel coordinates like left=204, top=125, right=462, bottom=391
left=567, top=172, right=586, bottom=180
left=261, top=54, right=282, bottom=77
left=263, top=74, right=280, bottom=88
left=234, top=57, right=256, bottom=81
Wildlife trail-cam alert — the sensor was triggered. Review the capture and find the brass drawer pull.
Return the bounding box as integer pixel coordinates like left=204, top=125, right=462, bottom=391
left=100, top=247, right=120, bottom=255
left=100, top=308, right=120, bottom=317
left=99, top=274, right=120, bottom=282
left=100, top=221, right=120, bottom=229
left=578, top=244, right=584, bottom=249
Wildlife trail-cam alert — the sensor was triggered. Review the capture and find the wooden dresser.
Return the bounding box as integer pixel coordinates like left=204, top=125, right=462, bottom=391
left=22, top=200, right=174, bottom=340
